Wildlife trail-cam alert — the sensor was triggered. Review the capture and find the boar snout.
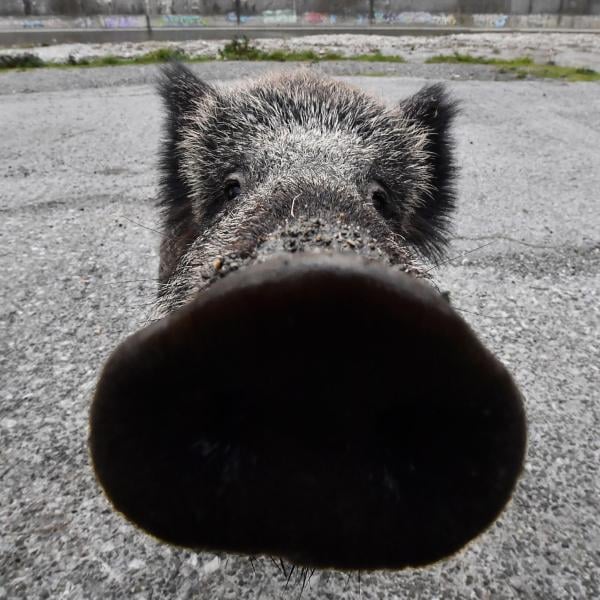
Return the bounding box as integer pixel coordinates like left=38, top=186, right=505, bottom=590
left=89, top=253, right=526, bottom=571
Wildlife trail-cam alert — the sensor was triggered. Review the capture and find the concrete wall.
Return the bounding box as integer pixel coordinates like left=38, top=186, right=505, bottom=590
left=2, top=0, right=600, bottom=17
left=0, top=1, right=27, bottom=17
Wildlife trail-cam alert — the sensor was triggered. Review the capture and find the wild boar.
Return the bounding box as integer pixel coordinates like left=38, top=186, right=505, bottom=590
left=89, top=65, right=526, bottom=571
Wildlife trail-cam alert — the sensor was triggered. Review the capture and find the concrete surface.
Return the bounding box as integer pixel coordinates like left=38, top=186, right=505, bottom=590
left=0, top=65, right=599, bottom=599
left=4, top=0, right=600, bottom=18
left=0, top=25, right=600, bottom=46
left=3, top=26, right=600, bottom=48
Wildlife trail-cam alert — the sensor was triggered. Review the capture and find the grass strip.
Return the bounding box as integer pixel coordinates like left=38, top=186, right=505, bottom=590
left=426, top=52, right=600, bottom=81
left=0, top=38, right=405, bottom=71
left=0, top=48, right=212, bottom=70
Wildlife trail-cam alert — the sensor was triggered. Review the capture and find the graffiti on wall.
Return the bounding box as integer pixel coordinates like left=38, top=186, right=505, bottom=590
left=262, top=9, right=297, bottom=25
left=302, top=12, right=337, bottom=25
left=6, top=10, right=589, bottom=32
left=22, top=19, right=44, bottom=28
left=21, top=17, right=75, bottom=28
left=74, top=17, right=97, bottom=28
left=158, top=14, right=207, bottom=27
left=472, top=13, right=508, bottom=27
left=103, top=15, right=145, bottom=28
left=510, top=13, right=558, bottom=28
left=374, top=11, right=456, bottom=26
left=225, top=11, right=260, bottom=23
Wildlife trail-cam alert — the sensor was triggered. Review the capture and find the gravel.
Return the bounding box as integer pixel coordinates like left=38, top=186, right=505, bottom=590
left=1, top=31, right=600, bottom=69
left=1, top=67, right=599, bottom=599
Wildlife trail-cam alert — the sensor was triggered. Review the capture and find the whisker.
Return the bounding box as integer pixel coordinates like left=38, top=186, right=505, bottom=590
left=94, top=278, right=159, bottom=286
left=296, top=567, right=308, bottom=600
left=269, top=556, right=283, bottom=576
left=285, top=564, right=296, bottom=589
left=344, top=572, right=352, bottom=593
left=121, top=216, right=170, bottom=240
left=425, top=241, right=496, bottom=273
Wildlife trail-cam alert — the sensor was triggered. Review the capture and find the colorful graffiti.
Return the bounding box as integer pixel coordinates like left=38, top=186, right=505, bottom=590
left=158, top=14, right=207, bottom=27
left=4, top=11, right=592, bottom=32
left=21, top=17, right=78, bottom=28
left=375, top=11, right=456, bottom=26
left=262, top=9, right=297, bottom=25
left=22, top=19, right=44, bottom=28
left=103, top=15, right=146, bottom=28
left=302, top=12, right=338, bottom=25
left=472, top=14, right=508, bottom=28
left=225, top=12, right=260, bottom=24
left=74, top=17, right=97, bottom=28
left=511, top=14, right=559, bottom=28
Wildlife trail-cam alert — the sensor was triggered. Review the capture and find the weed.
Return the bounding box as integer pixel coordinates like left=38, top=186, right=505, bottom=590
left=426, top=53, right=533, bottom=67
left=217, top=36, right=401, bottom=63
left=218, top=36, right=265, bottom=60
left=0, top=41, right=405, bottom=71
left=426, top=52, right=600, bottom=81
left=352, top=51, right=405, bottom=63
left=0, top=53, right=45, bottom=69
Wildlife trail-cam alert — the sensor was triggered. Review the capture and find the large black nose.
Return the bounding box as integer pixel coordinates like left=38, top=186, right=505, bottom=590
left=89, top=253, right=526, bottom=570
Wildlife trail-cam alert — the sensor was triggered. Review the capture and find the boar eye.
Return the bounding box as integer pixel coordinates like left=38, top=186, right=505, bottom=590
left=369, top=181, right=390, bottom=214
left=225, top=179, right=242, bottom=201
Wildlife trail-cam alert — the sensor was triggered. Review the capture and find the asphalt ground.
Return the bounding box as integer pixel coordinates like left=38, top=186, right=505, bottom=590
left=0, top=64, right=599, bottom=599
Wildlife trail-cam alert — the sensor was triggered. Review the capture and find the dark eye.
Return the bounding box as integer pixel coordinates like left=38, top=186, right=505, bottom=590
left=372, top=189, right=387, bottom=212
left=225, top=179, right=242, bottom=201
left=368, top=181, right=389, bottom=213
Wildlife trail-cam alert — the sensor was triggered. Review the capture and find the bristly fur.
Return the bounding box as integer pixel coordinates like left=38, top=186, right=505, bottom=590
left=155, top=64, right=459, bottom=313
left=398, top=83, right=459, bottom=259
left=157, top=63, right=215, bottom=284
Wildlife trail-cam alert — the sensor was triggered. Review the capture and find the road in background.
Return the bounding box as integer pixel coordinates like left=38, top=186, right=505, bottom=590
left=1, top=24, right=600, bottom=46
left=1, top=66, right=599, bottom=598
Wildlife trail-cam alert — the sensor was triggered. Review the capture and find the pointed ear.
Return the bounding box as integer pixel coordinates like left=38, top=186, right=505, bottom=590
left=158, top=62, right=214, bottom=120
left=399, top=83, right=459, bottom=259
left=157, top=64, right=216, bottom=283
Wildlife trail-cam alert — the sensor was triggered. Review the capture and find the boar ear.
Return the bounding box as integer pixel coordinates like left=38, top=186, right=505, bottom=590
left=399, top=83, right=459, bottom=259
left=158, top=63, right=215, bottom=207
left=158, top=62, right=214, bottom=123
left=157, top=64, right=216, bottom=283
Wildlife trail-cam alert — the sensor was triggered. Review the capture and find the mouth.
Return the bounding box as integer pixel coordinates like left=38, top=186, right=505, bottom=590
left=89, top=253, right=526, bottom=570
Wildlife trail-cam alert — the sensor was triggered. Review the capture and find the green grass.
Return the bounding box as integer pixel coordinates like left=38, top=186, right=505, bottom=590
left=0, top=53, right=45, bottom=69
left=426, top=53, right=600, bottom=81
left=0, top=48, right=213, bottom=71
left=2, top=47, right=595, bottom=80
left=426, top=53, right=534, bottom=67
left=3, top=42, right=596, bottom=80
left=217, top=37, right=405, bottom=63
left=218, top=37, right=344, bottom=61
left=67, top=47, right=212, bottom=68
left=351, top=51, right=405, bottom=63
left=220, top=48, right=405, bottom=62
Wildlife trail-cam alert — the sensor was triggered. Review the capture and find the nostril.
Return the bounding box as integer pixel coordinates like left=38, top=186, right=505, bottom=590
left=89, top=253, right=526, bottom=571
